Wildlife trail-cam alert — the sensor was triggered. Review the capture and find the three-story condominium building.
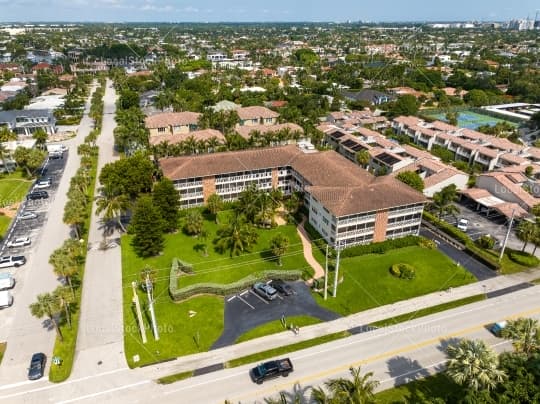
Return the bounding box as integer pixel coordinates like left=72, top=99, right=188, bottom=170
left=159, top=145, right=426, bottom=247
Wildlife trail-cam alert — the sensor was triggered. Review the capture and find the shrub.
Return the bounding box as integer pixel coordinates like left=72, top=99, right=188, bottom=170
left=418, top=238, right=436, bottom=250
left=390, top=263, right=416, bottom=280
left=341, top=235, right=424, bottom=258
left=508, top=250, right=540, bottom=267
left=475, top=235, right=495, bottom=250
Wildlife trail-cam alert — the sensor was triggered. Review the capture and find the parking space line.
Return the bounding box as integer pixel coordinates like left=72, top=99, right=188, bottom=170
left=227, top=295, right=236, bottom=302
left=239, top=290, right=249, bottom=297
left=237, top=294, right=255, bottom=309
left=249, top=289, right=269, bottom=304
left=276, top=294, right=283, bottom=300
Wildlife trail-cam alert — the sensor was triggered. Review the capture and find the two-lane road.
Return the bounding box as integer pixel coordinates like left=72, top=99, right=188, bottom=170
left=1, top=285, right=538, bottom=403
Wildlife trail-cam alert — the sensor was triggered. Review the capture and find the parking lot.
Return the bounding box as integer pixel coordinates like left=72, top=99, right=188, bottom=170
left=211, top=280, right=340, bottom=349
left=0, top=152, right=67, bottom=333
left=440, top=201, right=527, bottom=254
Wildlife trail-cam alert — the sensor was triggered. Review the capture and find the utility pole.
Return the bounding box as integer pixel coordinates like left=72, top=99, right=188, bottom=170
left=333, top=242, right=342, bottom=298
left=499, top=209, right=516, bottom=262
left=146, top=274, right=159, bottom=341
left=131, top=282, right=147, bottom=344
left=324, top=244, right=329, bottom=300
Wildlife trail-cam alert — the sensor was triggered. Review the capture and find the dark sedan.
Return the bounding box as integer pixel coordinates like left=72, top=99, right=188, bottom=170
left=27, top=353, right=46, bottom=380
left=270, top=279, right=294, bottom=296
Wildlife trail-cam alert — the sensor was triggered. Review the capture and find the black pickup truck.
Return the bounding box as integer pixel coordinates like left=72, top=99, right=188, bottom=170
left=250, top=358, right=293, bottom=384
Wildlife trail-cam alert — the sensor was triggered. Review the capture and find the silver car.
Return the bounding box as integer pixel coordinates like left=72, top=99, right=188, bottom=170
left=253, top=282, right=278, bottom=301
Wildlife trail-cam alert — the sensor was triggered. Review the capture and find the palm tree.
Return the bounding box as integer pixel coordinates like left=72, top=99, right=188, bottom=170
left=206, top=193, right=223, bottom=223
left=445, top=339, right=506, bottom=391
left=54, top=286, right=75, bottom=328
left=325, top=366, right=379, bottom=404
left=32, top=128, right=48, bottom=150
left=216, top=218, right=258, bottom=257
left=356, top=150, right=370, bottom=168
left=206, top=136, right=221, bottom=153
left=182, top=136, right=198, bottom=155
left=0, top=143, right=12, bottom=174
left=49, top=245, right=79, bottom=299
left=516, top=220, right=537, bottom=252
left=183, top=210, right=204, bottom=236
left=0, top=126, right=17, bottom=142
left=430, top=184, right=460, bottom=219
left=30, top=293, right=64, bottom=342
left=310, top=386, right=334, bottom=404
left=501, top=318, right=540, bottom=357
left=95, top=186, right=130, bottom=233
left=270, top=234, right=289, bottom=266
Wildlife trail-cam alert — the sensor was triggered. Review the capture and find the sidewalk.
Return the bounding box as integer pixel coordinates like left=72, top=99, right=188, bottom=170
left=135, top=268, right=540, bottom=379
left=296, top=217, right=325, bottom=280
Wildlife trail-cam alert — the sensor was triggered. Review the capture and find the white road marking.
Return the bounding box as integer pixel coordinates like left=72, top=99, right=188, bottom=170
left=249, top=290, right=269, bottom=304
left=227, top=295, right=236, bottom=302
left=237, top=295, right=255, bottom=309
left=55, top=380, right=150, bottom=404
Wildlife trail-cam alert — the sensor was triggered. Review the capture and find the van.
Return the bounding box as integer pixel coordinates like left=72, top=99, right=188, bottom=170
left=0, top=290, right=13, bottom=308
left=0, top=273, right=15, bottom=290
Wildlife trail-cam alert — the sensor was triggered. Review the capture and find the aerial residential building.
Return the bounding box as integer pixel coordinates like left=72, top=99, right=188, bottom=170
left=0, top=109, right=56, bottom=136
left=145, top=112, right=201, bottom=137
left=236, top=106, right=280, bottom=126
left=159, top=145, right=426, bottom=247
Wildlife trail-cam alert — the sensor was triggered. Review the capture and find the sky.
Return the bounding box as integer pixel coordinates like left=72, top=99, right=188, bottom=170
left=0, top=0, right=539, bottom=23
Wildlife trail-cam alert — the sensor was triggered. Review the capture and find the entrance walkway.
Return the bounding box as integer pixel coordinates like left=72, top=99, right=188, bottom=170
left=296, top=217, right=325, bottom=280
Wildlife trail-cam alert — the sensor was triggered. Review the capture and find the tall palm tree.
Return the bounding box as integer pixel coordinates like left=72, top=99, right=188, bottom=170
left=325, top=366, right=379, bottom=404
left=501, top=318, right=540, bottom=357
left=182, top=136, right=198, bottom=155
left=183, top=210, right=204, bottom=236
left=430, top=184, right=460, bottom=219
left=270, top=234, right=289, bottom=266
left=54, top=286, right=75, bottom=328
left=95, top=186, right=130, bottom=233
left=310, top=386, right=334, bottom=404
left=206, top=136, right=221, bottom=153
left=445, top=339, right=506, bottom=391
left=0, top=144, right=12, bottom=174
left=49, top=246, right=79, bottom=299
left=216, top=218, right=258, bottom=257
left=516, top=220, right=537, bottom=252
left=30, top=293, right=64, bottom=342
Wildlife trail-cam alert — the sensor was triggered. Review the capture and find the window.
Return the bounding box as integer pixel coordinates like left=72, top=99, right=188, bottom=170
left=157, top=127, right=166, bottom=133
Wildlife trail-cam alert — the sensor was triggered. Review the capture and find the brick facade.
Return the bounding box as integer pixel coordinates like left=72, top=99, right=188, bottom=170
left=202, top=176, right=216, bottom=202
left=373, top=209, right=389, bottom=242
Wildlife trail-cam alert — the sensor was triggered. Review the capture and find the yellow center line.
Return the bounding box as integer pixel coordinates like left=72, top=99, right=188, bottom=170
left=227, top=305, right=540, bottom=403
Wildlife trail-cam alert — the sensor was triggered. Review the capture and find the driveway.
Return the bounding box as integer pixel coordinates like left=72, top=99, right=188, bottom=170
left=420, top=228, right=496, bottom=281
left=211, top=281, right=340, bottom=349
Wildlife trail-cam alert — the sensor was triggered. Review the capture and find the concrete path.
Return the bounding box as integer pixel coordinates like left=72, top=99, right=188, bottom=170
left=70, top=79, right=126, bottom=379
left=296, top=217, right=325, bottom=280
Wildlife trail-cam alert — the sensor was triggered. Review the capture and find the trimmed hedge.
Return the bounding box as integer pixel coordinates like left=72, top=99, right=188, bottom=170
left=508, top=249, right=540, bottom=267
left=169, top=257, right=303, bottom=301
left=341, top=235, right=426, bottom=258
left=423, top=211, right=501, bottom=271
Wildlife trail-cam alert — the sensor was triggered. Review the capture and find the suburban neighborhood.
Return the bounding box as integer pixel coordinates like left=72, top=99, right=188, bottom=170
left=0, top=3, right=540, bottom=403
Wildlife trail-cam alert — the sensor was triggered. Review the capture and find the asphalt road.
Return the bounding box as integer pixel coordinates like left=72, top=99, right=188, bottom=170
left=0, top=84, right=97, bottom=385
left=212, top=282, right=340, bottom=349
left=420, top=228, right=496, bottom=281
left=1, top=285, right=538, bottom=403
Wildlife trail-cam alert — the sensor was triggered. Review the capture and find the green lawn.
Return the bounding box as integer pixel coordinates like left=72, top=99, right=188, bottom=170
left=0, top=215, right=11, bottom=239
left=314, top=246, right=477, bottom=316
left=122, top=210, right=313, bottom=366
left=121, top=210, right=313, bottom=367
left=122, top=210, right=311, bottom=290
left=0, top=170, right=33, bottom=206
left=235, top=315, right=322, bottom=343
left=375, top=372, right=463, bottom=403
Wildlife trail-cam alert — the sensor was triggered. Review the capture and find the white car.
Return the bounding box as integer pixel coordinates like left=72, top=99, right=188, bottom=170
left=7, top=237, right=31, bottom=248
left=34, top=181, right=51, bottom=189
left=19, top=212, right=38, bottom=220
left=457, top=218, right=469, bottom=232
left=0, top=256, right=26, bottom=268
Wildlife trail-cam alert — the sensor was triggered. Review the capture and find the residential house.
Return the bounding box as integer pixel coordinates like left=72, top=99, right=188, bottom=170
left=145, top=112, right=201, bottom=137
left=0, top=109, right=56, bottom=136
left=236, top=106, right=279, bottom=127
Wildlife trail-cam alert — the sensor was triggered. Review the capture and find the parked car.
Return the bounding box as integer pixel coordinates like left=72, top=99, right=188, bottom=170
left=250, top=358, right=293, bottom=384
left=0, top=255, right=26, bottom=268
left=7, top=237, right=31, bottom=248
left=253, top=282, right=278, bottom=301
left=18, top=212, right=38, bottom=220
left=48, top=151, right=63, bottom=159
left=27, top=353, right=46, bottom=380
left=0, top=290, right=13, bottom=309
left=270, top=279, right=294, bottom=296
left=27, top=191, right=49, bottom=200
left=490, top=321, right=507, bottom=337
left=0, top=273, right=15, bottom=290
left=457, top=218, right=469, bottom=232
left=34, top=178, right=51, bottom=189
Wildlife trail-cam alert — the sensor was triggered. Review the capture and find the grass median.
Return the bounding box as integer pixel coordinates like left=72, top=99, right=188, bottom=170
left=0, top=342, right=6, bottom=365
